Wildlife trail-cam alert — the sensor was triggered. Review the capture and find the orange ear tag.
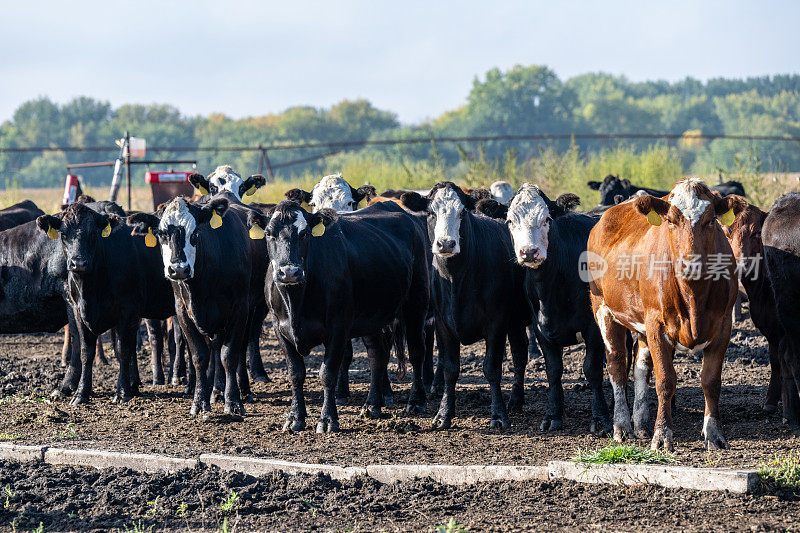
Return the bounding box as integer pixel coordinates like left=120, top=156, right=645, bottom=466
left=144, top=227, right=157, bottom=247
left=47, top=226, right=59, bottom=240
left=646, top=210, right=662, bottom=226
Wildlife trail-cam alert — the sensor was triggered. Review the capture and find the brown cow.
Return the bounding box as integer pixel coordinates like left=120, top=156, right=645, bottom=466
left=588, top=178, right=743, bottom=451
left=721, top=196, right=784, bottom=413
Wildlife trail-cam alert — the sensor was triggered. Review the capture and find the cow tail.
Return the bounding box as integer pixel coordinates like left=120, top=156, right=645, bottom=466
left=393, top=318, right=407, bottom=379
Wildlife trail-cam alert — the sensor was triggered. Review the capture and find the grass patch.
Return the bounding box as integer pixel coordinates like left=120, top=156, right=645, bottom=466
left=759, top=453, right=800, bottom=496
left=0, top=433, right=21, bottom=441
left=572, top=442, right=677, bottom=465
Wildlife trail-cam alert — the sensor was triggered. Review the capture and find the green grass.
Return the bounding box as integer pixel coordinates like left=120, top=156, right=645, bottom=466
left=572, top=442, right=677, bottom=465
left=219, top=490, right=239, bottom=514
left=431, top=518, right=469, bottom=533
left=759, top=453, right=800, bottom=496
left=0, top=433, right=21, bottom=441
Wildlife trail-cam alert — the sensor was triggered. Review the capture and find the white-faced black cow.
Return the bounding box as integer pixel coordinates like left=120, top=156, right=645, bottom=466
left=188, top=165, right=266, bottom=202
left=128, top=194, right=267, bottom=417
left=247, top=200, right=430, bottom=432
left=400, top=182, right=531, bottom=429
left=36, top=202, right=175, bottom=404
left=284, top=174, right=377, bottom=212
left=478, top=185, right=612, bottom=433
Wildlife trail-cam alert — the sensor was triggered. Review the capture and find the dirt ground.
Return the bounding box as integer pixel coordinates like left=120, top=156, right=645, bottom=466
left=0, top=317, right=799, bottom=530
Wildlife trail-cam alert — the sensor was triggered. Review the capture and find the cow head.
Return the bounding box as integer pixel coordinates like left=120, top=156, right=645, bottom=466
left=505, top=184, right=565, bottom=268
left=634, top=178, right=744, bottom=277
left=127, top=196, right=229, bottom=280
left=189, top=165, right=266, bottom=201
left=401, top=181, right=476, bottom=257
left=587, top=174, right=632, bottom=206
left=490, top=181, right=515, bottom=205
left=248, top=201, right=337, bottom=285
left=720, top=195, right=765, bottom=277
left=286, top=175, right=376, bottom=212
left=36, top=204, right=121, bottom=273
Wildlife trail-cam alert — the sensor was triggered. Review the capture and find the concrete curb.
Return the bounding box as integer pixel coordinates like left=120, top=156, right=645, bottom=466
left=0, top=444, right=761, bottom=493
left=548, top=460, right=760, bottom=494
left=44, top=448, right=198, bottom=474
left=199, top=453, right=365, bottom=481
left=0, top=443, right=45, bottom=463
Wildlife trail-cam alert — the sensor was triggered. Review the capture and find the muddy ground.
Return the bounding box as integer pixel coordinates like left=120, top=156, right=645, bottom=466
left=0, top=317, right=799, bottom=530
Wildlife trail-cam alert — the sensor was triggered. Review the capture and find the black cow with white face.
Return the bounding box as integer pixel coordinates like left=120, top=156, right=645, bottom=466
left=36, top=203, right=175, bottom=404
left=189, top=165, right=266, bottom=202
left=284, top=174, right=376, bottom=212
left=247, top=200, right=430, bottom=432
left=400, top=182, right=531, bottom=429
left=484, top=184, right=612, bottom=433
left=129, top=194, right=267, bottom=417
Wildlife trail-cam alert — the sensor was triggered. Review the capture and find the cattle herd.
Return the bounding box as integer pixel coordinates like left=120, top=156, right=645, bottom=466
left=2, top=165, right=800, bottom=454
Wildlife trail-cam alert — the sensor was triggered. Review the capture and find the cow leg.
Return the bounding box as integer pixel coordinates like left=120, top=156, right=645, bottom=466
left=779, top=337, right=800, bottom=427
left=94, top=336, right=109, bottom=366
left=209, top=337, right=225, bottom=404
left=220, top=324, right=246, bottom=417
left=430, top=332, right=445, bottom=399
left=422, top=318, right=435, bottom=395
left=764, top=341, right=782, bottom=413
left=318, top=334, right=347, bottom=433
left=70, top=320, right=98, bottom=405
left=699, top=323, right=731, bottom=451
left=402, top=297, right=428, bottom=416
left=645, top=318, right=678, bottom=452
left=484, top=331, right=510, bottom=430
left=631, top=337, right=653, bottom=439
left=113, top=321, right=139, bottom=404
left=432, top=323, right=460, bottom=429
left=361, top=334, right=389, bottom=419
left=247, top=303, right=270, bottom=383
left=335, top=340, right=353, bottom=405
left=60, top=325, right=71, bottom=368
left=278, top=332, right=307, bottom=432
left=507, top=325, right=528, bottom=414
left=527, top=325, right=541, bottom=360
left=599, top=315, right=632, bottom=443
left=144, top=319, right=165, bottom=385
left=583, top=328, right=612, bottom=435
left=538, top=335, right=565, bottom=431
left=177, top=313, right=212, bottom=417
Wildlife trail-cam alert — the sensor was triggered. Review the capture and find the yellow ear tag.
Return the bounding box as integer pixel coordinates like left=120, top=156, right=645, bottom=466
left=46, top=226, right=59, bottom=240
left=357, top=198, right=368, bottom=209
left=249, top=224, right=265, bottom=240
left=719, top=208, right=734, bottom=227
left=245, top=185, right=257, bottom=196
left=646, top=209, right=662, bottom=226
left=300, top=201, right=311, bottom=212
left=209, top=211, right=222, bottom=229
left=311, top=221, right=325, bottom=237
left=101, top=223, right=112, bottom=238
left=198, top=185, right=209, bottom=195
left=144, top=228, right=157, bottom=248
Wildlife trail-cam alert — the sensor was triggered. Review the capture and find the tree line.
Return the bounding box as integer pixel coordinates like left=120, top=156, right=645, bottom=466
left=1, top=65, right=799, bottom=188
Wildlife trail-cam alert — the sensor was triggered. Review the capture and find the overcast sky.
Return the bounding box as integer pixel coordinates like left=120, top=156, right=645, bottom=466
left=2, top=0, right=799, bottom=125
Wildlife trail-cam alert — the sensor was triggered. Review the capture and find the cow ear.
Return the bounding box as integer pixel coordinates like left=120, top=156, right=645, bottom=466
left=354, top=185, right=377, bottom=209
left=555, top=193, right=581, bottom=212
left=475, top=198, right=508, bottom=220
left=127, top=213, right=161, bottom=236
left=469, top=188, right=492, bottom=202
left=308, top=208, right=337, bottom=237
left=634, top=195, right=670, bottom=226
left=189, top=173, right=211, bottom=195
left=36, top=215, right=62, bottom=238
left=246, top=210, right=268, bottom=239
left=198, top=197, right=229, bottom=227
left=285, top=189, right=312, bottom=211
left=400, top=192, right=430, bottom=212
left=587, top=181, right=601, bottom=190
left=240, top=174, right=267, bottom=198
left=714, top=192, right=747, bottom=226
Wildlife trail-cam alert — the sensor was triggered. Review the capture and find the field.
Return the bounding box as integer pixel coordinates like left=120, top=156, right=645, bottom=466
left=1, top=314, right=799, bottom=530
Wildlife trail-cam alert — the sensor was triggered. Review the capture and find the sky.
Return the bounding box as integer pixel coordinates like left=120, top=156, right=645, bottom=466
left=2, top=0, right=800, bottom=125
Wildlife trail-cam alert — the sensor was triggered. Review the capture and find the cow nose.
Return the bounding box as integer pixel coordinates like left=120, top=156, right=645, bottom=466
left=68, top=258, right=87, bottom=272
left=436, top=238, right=456, bottom=254
left=277, top=265, right=304, bottom=284
left=519, top=246, right=541, bottom=263
left=168, top=264, right=191, bottom=280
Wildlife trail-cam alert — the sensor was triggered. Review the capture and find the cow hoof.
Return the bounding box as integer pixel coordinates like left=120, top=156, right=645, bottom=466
left=113, top=395, right=133, bottom=405
left=283, top=416, right=306, bottom=432
left=335, top=396, right=350, bottom=406
left=634, top=428, right=651, bottom=440
left=489, top=417, right=510, bottom=430
left=540, top=418, right=563, bottom=432
left=241, top=393, right=254, bottom=403
left=613, top=423, right=633, bottom=443
left=51, top=389, right=68, bottom=399
left=383, top=394, right=394, bottom=407
left=762, top=403, right=778, bottom=414
left=590, top=419, right=613, bottom=436
left=650, top=428, right=674, bottom=452
left=316, top=418, right=340, bottom=433
left=210, top=389, right=223, bottom=404
left=432, top=412, right=453, bottom=430
left=69, top=395, right=88, bottom=406
left=360, top=404, right=381, bottom=419
left=405, top=402, right=426, bottom=416
left=250, top=373, right=271, bottom=383
left=224, top=402, right=245, bottom=417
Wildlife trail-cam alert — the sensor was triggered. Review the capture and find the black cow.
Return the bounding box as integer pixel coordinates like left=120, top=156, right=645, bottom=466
left=36, top=202, right=175, bottom=404
left=711, top=179, right=746, bottom=197
left=588, top=175, right=746, bottom=206
left=0, top=200, right=44, bottom=231
left=478, top=187, right=612, bottom=432
left=762, top=193, right=800, bottom=426
left=400, top=182, right=530, bottom=429
left=128, top=195, right=267, bottom=416
left=246, top=200, right=430, bottom=432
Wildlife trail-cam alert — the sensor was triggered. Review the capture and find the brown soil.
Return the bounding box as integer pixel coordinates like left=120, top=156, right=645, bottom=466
left=0, top=318, right=799, bottom=530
